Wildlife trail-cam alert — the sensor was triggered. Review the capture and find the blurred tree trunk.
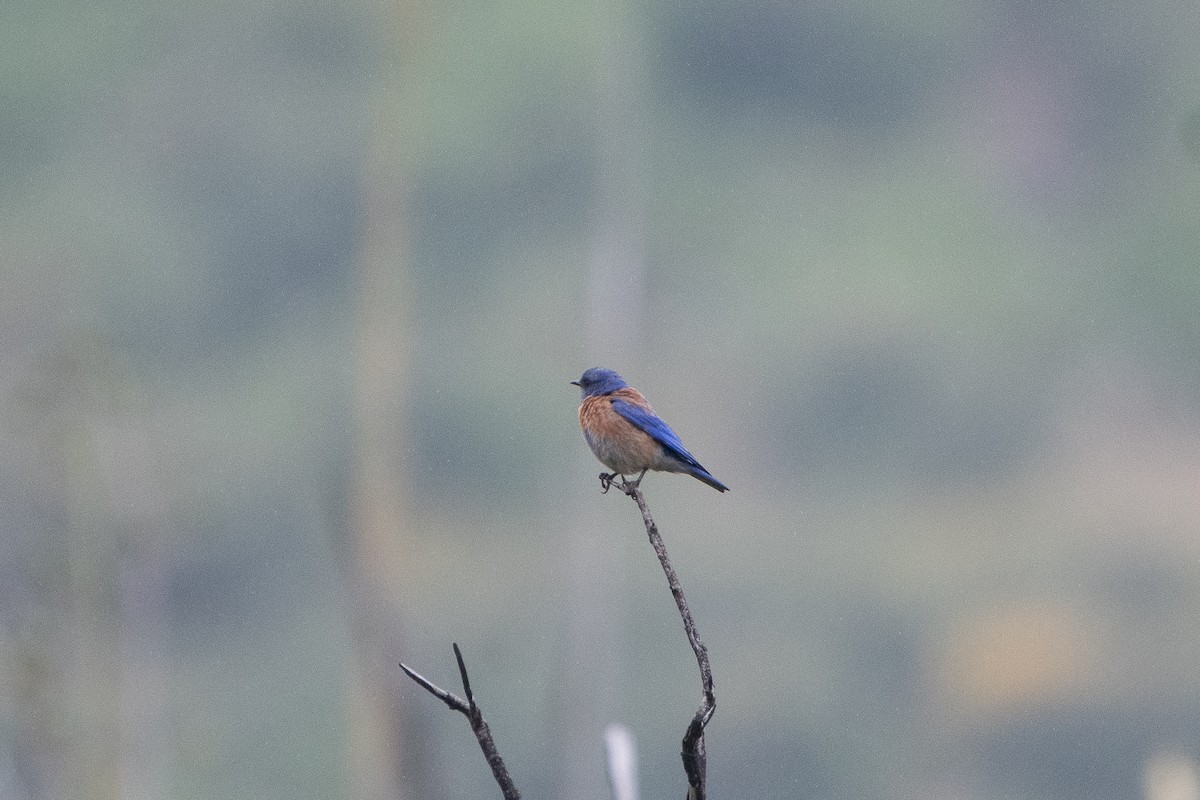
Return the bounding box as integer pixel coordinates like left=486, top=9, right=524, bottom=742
left=109, top=418, right=172, bottom=800
left=556, top=0, right=648, bottom=796
left=63, top=371, right=120, bottom=800
left=21, top=344, right=148, bottom=800
left=345, top=3, right=428, bottom=798
left=346, top=163, right=418, bottom=800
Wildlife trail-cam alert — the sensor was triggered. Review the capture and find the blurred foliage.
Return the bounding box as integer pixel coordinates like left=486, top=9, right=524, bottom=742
left=3, top=0, right=1200, bottom=798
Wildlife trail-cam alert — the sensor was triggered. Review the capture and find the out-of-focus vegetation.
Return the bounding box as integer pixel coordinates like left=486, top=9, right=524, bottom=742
left=4, top=0, right=1200, bottom=798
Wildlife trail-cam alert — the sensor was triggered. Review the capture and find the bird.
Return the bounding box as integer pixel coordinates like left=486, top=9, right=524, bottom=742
left=571, top=368, right=729, bottom=492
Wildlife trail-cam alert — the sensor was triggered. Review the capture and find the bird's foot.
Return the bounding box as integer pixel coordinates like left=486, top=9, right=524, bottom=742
left=618, top=470, right=647, bottom=497
left=600, top=471, right=646, bottom=496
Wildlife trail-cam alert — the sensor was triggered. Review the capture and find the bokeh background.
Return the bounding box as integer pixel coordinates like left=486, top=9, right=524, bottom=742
left=5, top=0, right=1200, bottom=798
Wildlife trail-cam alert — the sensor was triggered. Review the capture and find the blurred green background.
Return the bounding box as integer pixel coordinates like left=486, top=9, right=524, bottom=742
left=5, top=0, right=1200, bottom=798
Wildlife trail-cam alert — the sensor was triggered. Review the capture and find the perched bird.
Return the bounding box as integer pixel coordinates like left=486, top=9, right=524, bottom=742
left=572, top=368, right=729, bottom=492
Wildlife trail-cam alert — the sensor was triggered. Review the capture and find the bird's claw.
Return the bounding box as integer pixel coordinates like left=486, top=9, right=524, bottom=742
left=599, top=471, right=643, bottom=496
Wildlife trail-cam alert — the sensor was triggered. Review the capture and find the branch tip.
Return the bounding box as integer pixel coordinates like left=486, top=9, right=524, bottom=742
left=452, top=642, right=476, bottom=710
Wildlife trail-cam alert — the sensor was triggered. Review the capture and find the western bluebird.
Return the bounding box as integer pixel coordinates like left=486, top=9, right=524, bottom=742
left=572, top=368, right=729, bottom=492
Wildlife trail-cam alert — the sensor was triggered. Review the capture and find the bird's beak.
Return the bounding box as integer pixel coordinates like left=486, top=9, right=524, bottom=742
left=569, top=380, right=580, bottom=386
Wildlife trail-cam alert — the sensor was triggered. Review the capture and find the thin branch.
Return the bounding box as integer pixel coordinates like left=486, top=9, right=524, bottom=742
left=616, top=478, right=716, bottom=800
left=398, top=660, right=468, bottom=714
left=399, top=644, right=521, bottom=800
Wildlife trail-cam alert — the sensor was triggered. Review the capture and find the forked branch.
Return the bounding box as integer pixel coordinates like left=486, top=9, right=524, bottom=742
left=400, top=643, right=521, bottom=800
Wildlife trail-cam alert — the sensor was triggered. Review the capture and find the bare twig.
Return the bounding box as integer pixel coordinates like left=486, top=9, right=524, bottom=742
left=615, top=479, right=716, bottom=800
left=399, top=644, right=521, bottom=800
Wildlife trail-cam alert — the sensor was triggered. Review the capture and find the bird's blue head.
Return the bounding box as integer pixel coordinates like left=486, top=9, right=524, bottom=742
left=571, top=368, right=628, bottom=398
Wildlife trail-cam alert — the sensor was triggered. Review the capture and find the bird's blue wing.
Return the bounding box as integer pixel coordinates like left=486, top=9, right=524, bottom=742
left=611, top=399, right=702, bottom=468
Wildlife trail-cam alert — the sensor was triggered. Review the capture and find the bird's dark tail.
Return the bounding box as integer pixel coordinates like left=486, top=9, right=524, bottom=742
left=691, top=467, right=729, bottom=493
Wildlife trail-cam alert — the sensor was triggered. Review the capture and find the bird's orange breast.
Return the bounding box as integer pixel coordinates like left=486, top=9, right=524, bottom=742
left=578, top=393, right=663, bottom=473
